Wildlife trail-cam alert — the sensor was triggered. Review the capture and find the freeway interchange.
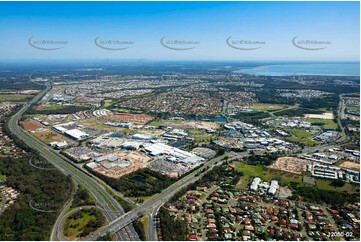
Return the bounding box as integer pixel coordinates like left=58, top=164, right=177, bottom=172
left=7, top=84, right=238, bottom=241
left=8, top=85, right=138, bottom=241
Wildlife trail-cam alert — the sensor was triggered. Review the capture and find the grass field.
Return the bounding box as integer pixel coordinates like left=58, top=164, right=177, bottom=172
left=286, top=137, right=319, bottom=146
left=235, top=163, right=264, bottom=189
left=235, top=163, right=302, bottom=189
left=289, top=129, right=313, bottom=138
left=33, top=130, right=65, bottom=143
left=111, top=108, right=143, bottom=114
left=305, top=118, right=338, bottom=129
left=315, top=179, right=359, bottom=194
left=251, top=103, right=286, bottom=111
left=235, top=162, right=358, bottom=194
left=0, top=174, right=6, bottom=182
left=346, top=105, right=360, bottom=111
left=0, top=94, right=34, bottom=102
left=187, top=129, right=204, bottom=135
left=63, top=209, right=105, bottom=239
left=193, top=134, right=215, bottom=142
left=103, top=99, right=113, bottom=108
left=35, top=105, right=68, bottom=111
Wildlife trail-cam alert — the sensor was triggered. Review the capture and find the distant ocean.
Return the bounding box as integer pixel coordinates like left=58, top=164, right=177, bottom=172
left=234, top=63, right=360, bottom=76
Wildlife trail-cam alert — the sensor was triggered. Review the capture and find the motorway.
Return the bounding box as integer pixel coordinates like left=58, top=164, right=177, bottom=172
left=86, top=152, right=245, bottom=240
left=7, top=85, right=139, bottom=241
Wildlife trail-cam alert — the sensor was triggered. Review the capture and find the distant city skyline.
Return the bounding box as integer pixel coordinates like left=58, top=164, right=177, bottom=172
left=0, top=1, right=359, bottom=61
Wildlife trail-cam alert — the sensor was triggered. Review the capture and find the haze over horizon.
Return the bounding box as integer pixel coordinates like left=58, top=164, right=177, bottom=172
left=0, top=1, right=359, bottom=61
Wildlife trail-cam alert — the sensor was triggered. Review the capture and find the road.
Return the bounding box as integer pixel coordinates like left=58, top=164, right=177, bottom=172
left=51, top=180, right=78, bottom=241
left=86, top=152, right=245, bottom=240
left=56, top=205, right=103, bottom=241
left=8, top=84, right=139, bottom=241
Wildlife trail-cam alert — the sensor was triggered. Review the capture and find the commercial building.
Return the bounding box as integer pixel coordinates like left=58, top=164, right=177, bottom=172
left=250, top=177, right=261, bottom=191
left=268, top=180, right=279, bottom=195
left=64, top=129, right=90, bottom=141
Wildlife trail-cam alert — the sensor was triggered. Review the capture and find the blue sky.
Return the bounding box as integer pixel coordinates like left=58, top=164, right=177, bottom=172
left=0, top=1, right=359, bottom=61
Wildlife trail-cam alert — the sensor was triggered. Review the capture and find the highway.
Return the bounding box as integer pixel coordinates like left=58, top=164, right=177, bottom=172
left=86, top=152, right=245, bottom=240
left=7, top=85, right=139, bottom=241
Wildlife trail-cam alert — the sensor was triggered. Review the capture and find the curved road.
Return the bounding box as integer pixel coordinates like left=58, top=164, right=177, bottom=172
left=86, top=153, right=243, bottom=240
left=8, top=84, right=139, bottom=241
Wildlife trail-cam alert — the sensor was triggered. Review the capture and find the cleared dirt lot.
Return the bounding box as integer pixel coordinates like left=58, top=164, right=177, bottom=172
left=268, top=156, right=313, bottom=174
left=20, top=120, right=42, bottom=131
left=93, top=151, right=150, bottom=178
left=104, top=113, right=154, bottom=125
left=339, top=161, right=360, bottom=170
left=305, top=112, right=334, bottom=120
left=33, top=130, right=66, bottom=143
left=183, top=121, right=220, bottom=129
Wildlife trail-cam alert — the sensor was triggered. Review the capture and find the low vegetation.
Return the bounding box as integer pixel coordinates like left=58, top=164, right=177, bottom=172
left=63, top=207, right=106, bottom=239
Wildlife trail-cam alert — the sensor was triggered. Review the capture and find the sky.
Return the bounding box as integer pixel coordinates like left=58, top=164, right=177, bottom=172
left=0, top=1, right=359, bottom=61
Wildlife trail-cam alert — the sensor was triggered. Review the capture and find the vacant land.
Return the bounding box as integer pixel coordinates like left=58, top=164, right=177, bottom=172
left=339, top=161, right=360, bottom=171
left=0, top=94, right=34, bottom=102
left=193, top=134, right=216, bottom=142
left=289, top=129, right=313, bottom=138
left=305, top=112, right=334, bottom=120
left=236, top=162, right=358, bottom=195
left=286, top=137, right=319, bottom=146
left=33, top=130, right=65, bottom=143
left=105, top=113, right=154, bottom=125
left=251, top=103, right=286, bottom=111
left=103, top=99, right=113, bottom=107
left=305, top=118, right=338, bottom=129
left=63, top=208, right=106, bottom=239
left=20, top=120, right=42, bottom=131
left=315, top=179, right=359, bottom=194
left=268, top=157, right=312, bottom=174
left=235, top=163, right=302, bottom=189
left=345, top=105, right=359, bottom=111
left=34, top=105, right=69, bottom=111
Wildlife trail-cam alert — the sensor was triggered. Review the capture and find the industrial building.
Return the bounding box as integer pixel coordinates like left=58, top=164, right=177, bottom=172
left=142, top=142, right=205, bottom=165
left=64, top=129, right=90, bottom=141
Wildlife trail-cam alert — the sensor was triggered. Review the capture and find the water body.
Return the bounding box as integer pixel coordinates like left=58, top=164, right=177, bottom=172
left=234, top=63, right=360, bottom=76
left=186, top=117, right=227, bottom=122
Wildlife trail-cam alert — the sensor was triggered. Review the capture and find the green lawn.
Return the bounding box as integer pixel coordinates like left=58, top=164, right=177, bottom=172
left=315, top=179, right=359, bottom=194
left=235, top=163, right=302, bottom=188
left=346, top=105, right=360, bottom=111
left=0, top=174, right=6, bottom=182
left=235, top=163, right=358, bottom=195
left=305, top=118, right=338, bottom=129
left=103, top=99, right=113, bottom=108
left=187, top=129, right=204, bottom=135
left=286, top=137, right=319, bottom=146
left=36, top=105, right=68, bottom=111
left=193, top=134, right=215, bottom=142
left=0, top=94, right=35, bottom=102
left=63, top=209, right=106, bottom=239
left=289, top=129, right=313, bottom=138
left=251, top=103, right=286, bottom=111
left=63, top=211, right=93, bottom=238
